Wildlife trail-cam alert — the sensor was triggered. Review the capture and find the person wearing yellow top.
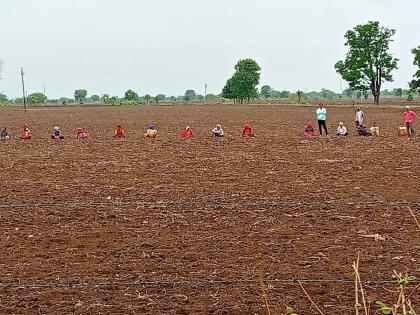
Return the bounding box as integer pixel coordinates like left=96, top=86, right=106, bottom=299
left=144, top=124, right=158, bottom=138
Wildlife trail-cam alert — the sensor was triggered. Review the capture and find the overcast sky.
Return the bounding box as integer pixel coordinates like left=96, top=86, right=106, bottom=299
left=1, top=0, right=419, bottom=98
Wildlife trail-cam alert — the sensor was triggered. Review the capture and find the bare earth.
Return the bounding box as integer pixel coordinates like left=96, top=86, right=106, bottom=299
left=0, top=104, right=418, bottom=314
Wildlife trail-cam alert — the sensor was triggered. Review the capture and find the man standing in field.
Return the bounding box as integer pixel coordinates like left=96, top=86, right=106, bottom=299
left=403, top=106, right=417, bottom=137
left=316, top=104, right=328, bottom=135
left=354, top=107, right=365, bottom=127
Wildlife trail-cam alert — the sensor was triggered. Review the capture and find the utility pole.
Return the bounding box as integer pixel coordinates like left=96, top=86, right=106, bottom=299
left=21, top=67, right=27, bottom=114
left=204, top=83, right=207, bottom=102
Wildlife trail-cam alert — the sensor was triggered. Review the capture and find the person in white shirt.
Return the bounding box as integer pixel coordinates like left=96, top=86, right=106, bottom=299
left=354, top=107, right=364, bottom=127
left=316, top=104, right=328, bottom=135
left=212, top=125, right=224, bottom=137
left=336, top=122, right=348, bottom=136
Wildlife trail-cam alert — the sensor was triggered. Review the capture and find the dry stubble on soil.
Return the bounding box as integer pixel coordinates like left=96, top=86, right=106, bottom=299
left=0, top=104, right=419, bottom=314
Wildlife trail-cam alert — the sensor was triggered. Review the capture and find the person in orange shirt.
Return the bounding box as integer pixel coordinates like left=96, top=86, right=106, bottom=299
left=114, top=125, right=126, bottom=138
left=20, top=124, right=32, bottom=140
left=180, top=126, right=193, bottom=138
left=242, top=123, right=254, bottom=137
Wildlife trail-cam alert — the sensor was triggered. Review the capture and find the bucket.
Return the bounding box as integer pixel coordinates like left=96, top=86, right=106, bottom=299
left=398, top=127, right=408, bottom=136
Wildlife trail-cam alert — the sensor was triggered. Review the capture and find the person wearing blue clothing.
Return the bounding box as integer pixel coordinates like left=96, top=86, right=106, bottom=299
left=316, top=103, right=328, bottom=135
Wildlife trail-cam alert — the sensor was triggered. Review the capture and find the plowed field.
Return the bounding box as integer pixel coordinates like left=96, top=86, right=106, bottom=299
left=0, top=104, right=418, bottom=314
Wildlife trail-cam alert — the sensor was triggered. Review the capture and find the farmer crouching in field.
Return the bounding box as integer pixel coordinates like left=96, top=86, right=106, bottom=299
left=370, top=122, right=380, bottom=136
left=144, top=124, right=158, bottom=138
left=180, top=126, right=193, bottom=138
left=114, top=125, right=126, bottom=138
left=51, top=126, right=64, bottom=139
left=76, top=128, right=88, bottom=140
left=20, top=124, right=32, bottom=140
left=357, top=124, right=373, bottom=136
left=1, top=127, right=10, bottom=140
left=336, top=122, right=348, bottom=136
left=403, top=106, right=417, bottom=138
left=212, top=124, right=224, bottom=137
left=316, top=104, right=328, bottom=135
left=242, top=123, right=254, bottom=137
left=304, top=120, right=316, bottom=137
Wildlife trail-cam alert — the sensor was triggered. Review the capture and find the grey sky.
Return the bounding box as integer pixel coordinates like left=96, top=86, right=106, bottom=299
left=1, top=0, right=419, bottom=99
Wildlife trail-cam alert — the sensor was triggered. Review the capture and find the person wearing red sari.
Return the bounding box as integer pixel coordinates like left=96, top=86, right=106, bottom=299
left=114, top=126, right=126, bottom=138
left=180, top=126, right=193, bottom=138
left=304, top=120, right=316, bottom=137
left=242, top=123, right=254, bottom=137
left=20, top=124, right=32, bottom=140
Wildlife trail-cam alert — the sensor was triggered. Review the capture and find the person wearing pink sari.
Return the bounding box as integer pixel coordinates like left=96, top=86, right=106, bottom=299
left=76, top=128, right=88, bottom=140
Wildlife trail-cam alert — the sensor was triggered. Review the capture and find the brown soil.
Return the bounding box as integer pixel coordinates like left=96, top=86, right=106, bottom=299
left=0, top=104, right=418, bottom=314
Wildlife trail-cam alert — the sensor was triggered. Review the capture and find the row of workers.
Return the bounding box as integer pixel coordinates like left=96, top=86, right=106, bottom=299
left=313, top=104, right=417, bottom=137
left=0, top=123, right=254, bottom=140
left=304, top=121, right=380, bottom=137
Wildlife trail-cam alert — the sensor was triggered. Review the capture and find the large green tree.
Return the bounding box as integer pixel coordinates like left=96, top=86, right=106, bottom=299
left=184, top=90, right=196, bottom=101
left=222, top=58, right=261, bottom=103
left=260, top=85, right=272, bottom=100
left=74, top=89, right=88, bottom=104
left=335, top=21, right=398, bottom=105
left=27, top=92, right=46, bottom=105
left=409, top=46, right=420, bottom=92
left=124, top=89, right=139, bottom=101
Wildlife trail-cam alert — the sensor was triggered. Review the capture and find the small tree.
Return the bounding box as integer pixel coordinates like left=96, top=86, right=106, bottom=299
left=74, top=89, right=88, bottom=104
left=27, top=92, right=46, bottom=105
left=297, top=90, right=304, bottom=103
left=343, top=88, right=354, bottom=98
left=0, top=93, right=8, bottom=104
left=363, top=90, right=369, bottom=100
left=393, top=88, right=403, bottom=98
left=280, top=91, right=290, bottom=98
left=183, top=95, right=190, bottom=103
left=90, top=95, right=100, bottom=102
left=335, top=21, right=398, bottom=105
left=125, top=89, right=139, bottom=101
left=409, top=45, right=420, bottom=92
left=154, top=95, right=160, bottom=104
left=407, top=90, right=414, bottom=101
left=59, top=97, right=68, bottom=105
left=184, top=90, right=196, bottom=101
left=144, top=94, right=151, bottom=103
left=260, top=85, right=272, bottom=100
